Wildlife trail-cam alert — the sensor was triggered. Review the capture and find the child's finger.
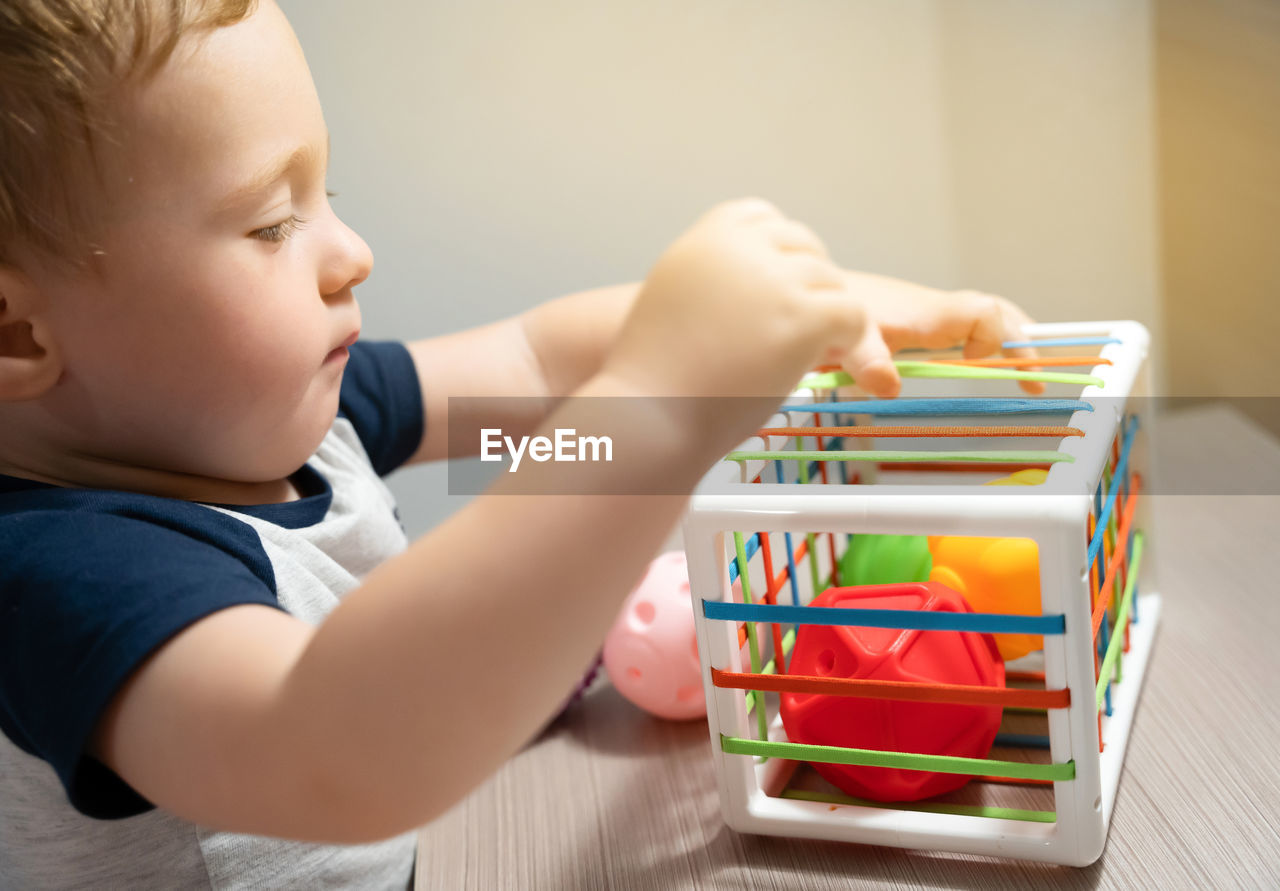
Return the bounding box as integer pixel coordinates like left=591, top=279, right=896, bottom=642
left=952, top=290, right=1007, bottom=360
left=837, top=321, right=899, bottom=398
left=995, top=300, right=1044, bottom=394
left=997, top=300, right=1036, bottom=359
left=950, top=290, right=1045, bottom=395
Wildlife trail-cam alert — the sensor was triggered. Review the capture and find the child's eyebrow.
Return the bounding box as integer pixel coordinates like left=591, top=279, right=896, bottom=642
left=217, top=131, right=331, bottom=213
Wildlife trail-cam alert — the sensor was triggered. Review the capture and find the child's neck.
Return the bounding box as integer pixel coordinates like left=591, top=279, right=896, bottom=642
left=0, top=455, right=304, bottom=506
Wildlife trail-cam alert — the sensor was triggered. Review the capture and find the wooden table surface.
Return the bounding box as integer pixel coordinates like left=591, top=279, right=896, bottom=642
left=417, top=404, right=1280, bottom=889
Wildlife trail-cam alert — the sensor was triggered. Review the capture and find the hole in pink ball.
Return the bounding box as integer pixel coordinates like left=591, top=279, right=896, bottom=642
left=816, top=649, right=836, bottom=675
left=677, top=685, right=699, bottom=702
left=626, top=666, right=642, bottom=680
left=633, top=601, right=656, bottom=624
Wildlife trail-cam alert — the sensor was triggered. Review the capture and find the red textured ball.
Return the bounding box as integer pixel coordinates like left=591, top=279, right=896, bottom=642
left=779, top=582, right=1005, bottom=802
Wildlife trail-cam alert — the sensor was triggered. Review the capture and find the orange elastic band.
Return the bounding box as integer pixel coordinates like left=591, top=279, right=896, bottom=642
left=876, top=462, right=1053, bottom=474
left=814, top=355, right=1111, bottom=372
left=711, top=668, right=1070, bottom=709
left=929, top=356, right=1113, bottom=369
left=1091, top=476, right=1142, bottom=641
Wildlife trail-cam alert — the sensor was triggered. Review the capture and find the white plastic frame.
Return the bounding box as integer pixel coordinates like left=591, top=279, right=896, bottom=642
left=683, top=321, right=1160, bottom=866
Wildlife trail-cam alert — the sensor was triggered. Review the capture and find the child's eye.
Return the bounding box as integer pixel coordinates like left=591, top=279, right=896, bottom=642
left=251, top=214, right=309, bottom=244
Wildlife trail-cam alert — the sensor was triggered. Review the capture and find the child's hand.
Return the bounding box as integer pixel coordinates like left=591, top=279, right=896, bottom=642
left=844, top=270, right=1044, bottom=395
left=604, top=199, right=891, bottom=406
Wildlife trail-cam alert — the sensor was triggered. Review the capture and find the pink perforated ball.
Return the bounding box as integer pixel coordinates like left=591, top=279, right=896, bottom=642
left=603, top=551, right=707, bottom=720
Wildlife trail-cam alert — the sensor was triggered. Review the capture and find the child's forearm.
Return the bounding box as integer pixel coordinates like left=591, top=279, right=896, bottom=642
left=408, top=284, right=640, bottom=463
left=274, top=368, right=718, bottom=841
left=519, top=282, right=640, bottom=397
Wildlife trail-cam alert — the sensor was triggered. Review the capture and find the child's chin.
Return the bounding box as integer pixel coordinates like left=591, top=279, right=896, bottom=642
left=250, top=422, right=334, bottom=478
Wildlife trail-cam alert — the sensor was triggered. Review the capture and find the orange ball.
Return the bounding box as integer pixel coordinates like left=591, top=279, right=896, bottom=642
left=927, top=537, right=1042, bottom=661
left=925, top=469, right=1047, bottom=662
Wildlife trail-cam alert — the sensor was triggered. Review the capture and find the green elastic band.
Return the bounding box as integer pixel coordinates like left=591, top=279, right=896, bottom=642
left=799, top=364, right=1104, bottom=390
left=1096, top=532, right=1144, bottom=708
left=742, top=563, right=839, bottom=716
left=733, top=532, right=769, bottom=746
left=743, top=562, right=841, bottom=716
left=721, top=735, right=1075, bottom=782
left=778, top=788, right=1057, bottom=824
left=728, top=449, right=1074, bottom=464
left=744, top=627, right=797, bottom=715
left=895, top=362, right=1104, bottom=387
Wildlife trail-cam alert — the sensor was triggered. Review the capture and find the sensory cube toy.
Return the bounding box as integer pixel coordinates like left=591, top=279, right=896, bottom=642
left=683, top=321, right=1160, bottom=866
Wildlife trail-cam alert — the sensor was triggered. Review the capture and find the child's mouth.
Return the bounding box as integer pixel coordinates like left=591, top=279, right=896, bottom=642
left=325, top=330, right=360, bottom=364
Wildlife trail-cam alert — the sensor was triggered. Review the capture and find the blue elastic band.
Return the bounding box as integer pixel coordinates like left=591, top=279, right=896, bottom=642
left=1098, top=612, right=1110, bottom=666
left=1087, top=415, right=1139, bottom=569
left=727, top=532, right=761, bottom=584
left=702, top=599, right=1065, bottom=635
left=1001, top=336, right=1122, bottom=349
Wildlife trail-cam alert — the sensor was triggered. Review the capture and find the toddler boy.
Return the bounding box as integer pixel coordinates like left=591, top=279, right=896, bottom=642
left=0, top=1, right=1038, bottom=887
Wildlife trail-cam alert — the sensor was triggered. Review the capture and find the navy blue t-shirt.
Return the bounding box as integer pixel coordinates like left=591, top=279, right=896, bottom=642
left=0, top=340, right=424, bottom=820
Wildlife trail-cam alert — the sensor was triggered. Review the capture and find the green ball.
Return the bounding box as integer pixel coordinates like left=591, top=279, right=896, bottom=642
left=838, top=534, right=933, bottom=587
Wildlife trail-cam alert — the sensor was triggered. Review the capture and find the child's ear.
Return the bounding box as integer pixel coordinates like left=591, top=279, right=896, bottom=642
left=0, top=266, right=63, bottom=401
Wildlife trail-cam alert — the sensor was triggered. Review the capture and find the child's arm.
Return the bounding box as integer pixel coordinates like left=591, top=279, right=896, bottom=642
left=94, top=381, right=707, bottom=843
left=403, top=283, right=639, bottom=464
left=91, top=199, right=885, bottom=844
left=404, top=263, right=1042, bottom=468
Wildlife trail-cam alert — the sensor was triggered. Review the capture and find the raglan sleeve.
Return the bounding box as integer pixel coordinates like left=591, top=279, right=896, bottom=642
left=337, top=340, right=425, bottom=476
left=0, top=509, right=283, bottom=819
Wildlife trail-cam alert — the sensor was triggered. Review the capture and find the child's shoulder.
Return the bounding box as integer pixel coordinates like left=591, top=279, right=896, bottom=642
left=0, top=475, right=279, bottom=594
left=0, top=478, right=283, bottom=813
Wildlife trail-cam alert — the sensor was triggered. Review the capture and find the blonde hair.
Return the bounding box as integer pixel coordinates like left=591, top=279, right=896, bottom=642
left=0, top=0, right=258, bottom=263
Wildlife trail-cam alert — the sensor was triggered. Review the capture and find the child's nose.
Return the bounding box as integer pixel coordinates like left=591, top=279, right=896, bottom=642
left=320, top=215, right=374, bottom=299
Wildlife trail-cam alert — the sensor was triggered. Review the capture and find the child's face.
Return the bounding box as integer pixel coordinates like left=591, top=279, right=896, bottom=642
left=26, top=0, right=372, bottom=488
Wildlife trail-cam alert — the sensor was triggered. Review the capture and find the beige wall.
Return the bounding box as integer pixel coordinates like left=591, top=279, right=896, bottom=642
left=938, top=2, right=1160, bottom=342
left=286, top=0, right=958, bottom=330
left=282, top=0, right=1163, bottom=534
left=1156, top=0, right=1280, bottom=431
